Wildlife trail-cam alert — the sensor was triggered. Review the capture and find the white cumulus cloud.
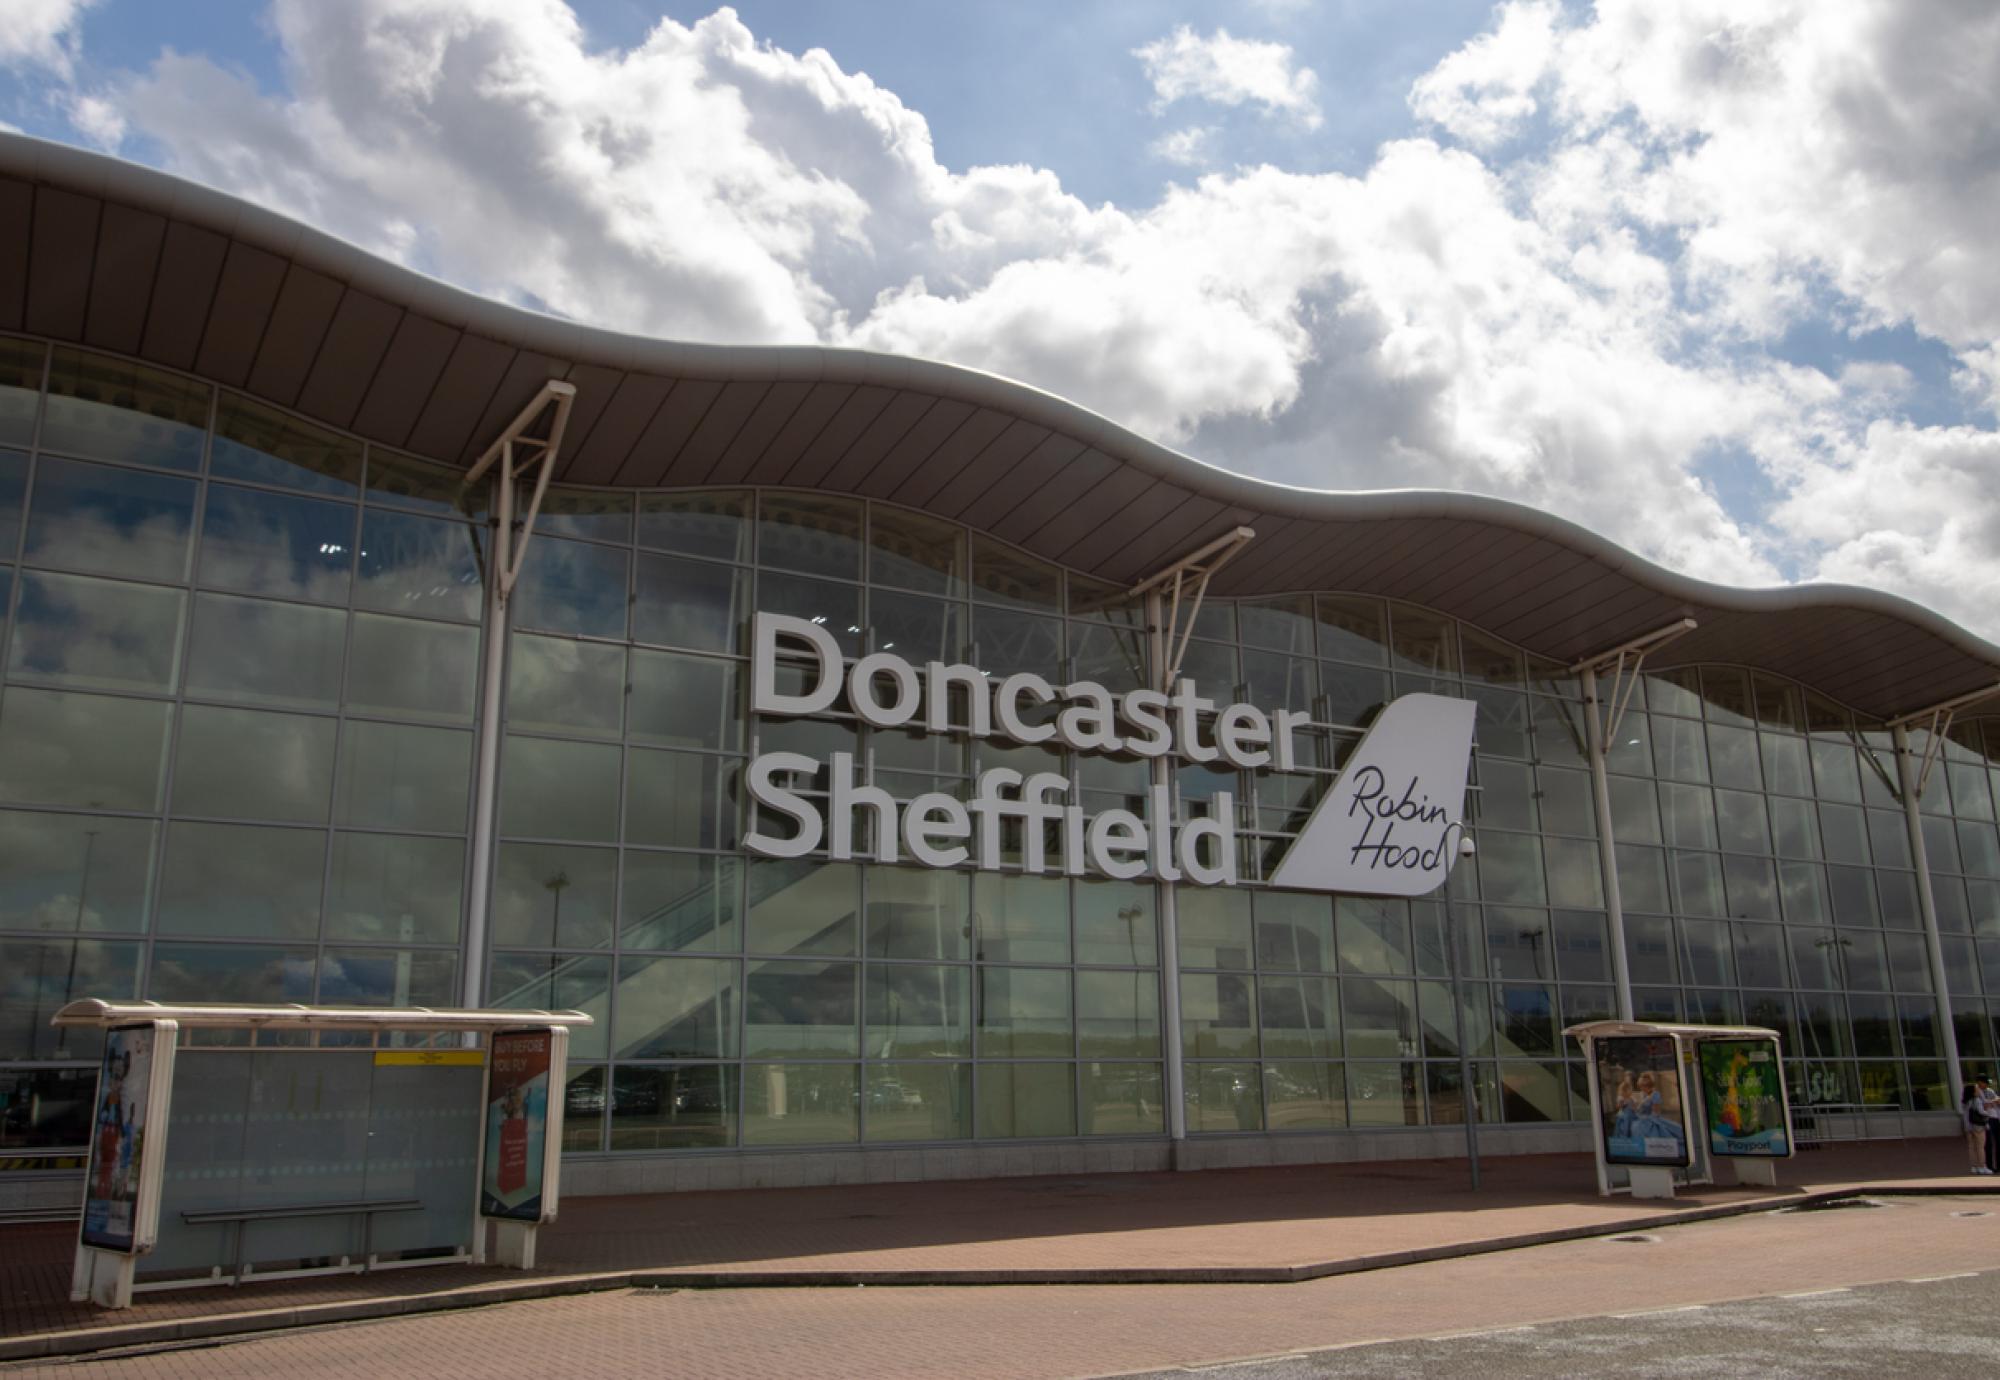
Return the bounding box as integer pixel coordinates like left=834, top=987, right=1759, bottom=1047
left=0, top=0, right=98, bottom=77
left=1133, top=25, right=1322, bottom=130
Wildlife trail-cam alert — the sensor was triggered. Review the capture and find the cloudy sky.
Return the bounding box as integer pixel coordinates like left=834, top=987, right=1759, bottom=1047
left=4, top=0, right=1999, bottom=639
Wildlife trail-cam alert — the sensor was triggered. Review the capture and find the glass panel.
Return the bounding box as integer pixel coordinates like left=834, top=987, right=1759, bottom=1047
left=563, top=1066, right=606, bottom=1151
left=488, top=952, right=610, bottom=1058
left=1077, top=969, right=1159, bottom=1057
left=1553, top=910, right=1609, bottom=981
left=1660, top=783, right=1717, bottom=849
left=184, top=592, right=343, bottom=711
left=978, top=1062, right=1075, bottom=1138
left=507, top=633, right=623, bottom=738
left=1258, top=975, right=1339, bottom=1058
left=345, top=613, right=479, bottom=725
left=1477, top=832, right=1545, bottom=905
left=743, top=1063, right=857, bottom=1145
left=323, top=833, right=463, bottom=944
left=864, top=1062, right=971, bottom=1142
left=629, top=648, right=742, bottom=750
left=623, top=852, right=740, bottom=952
left=0, top=810, right=153, bottom=933
left=171, top=704, right=334, bottom=823
left=23, top=457, right=195, bottom=581
left=534, top=489, right=631, bottom=544
left=971, top=606, right=1063, bottom=680
left=1314, top=595, right=1385, bottom=664
left=1348, top=1060, right=1423, bottom=1126
left=758, top=493, right=862, bottom=579
left=868, top=505, right=965, bottom=597
left=633, top=551, right=748, bottom=652
left=1081, top=1061, right=1164, bottom=1135
left=1073, top=880, right=1157, bottom=967
left=0, top=339, right=41, bottom=449
left=1341, top=978, right=1418, bottom=1058
left=1715, top=789, right=1771, bottom=855
left=1177, top=887, right=1252, bottom=969
left=7, top=571, right=184, bottom=693
left=871, top=589, right=965, bottom=670
left=355, top=509, right=482, bottom=623
left=1722, top=854, right=1778, bottom=919
left=0, top=449, right=23, bottom=557
left=502, top=736, right=620, bottom=842
left=41, top=348, right=207, bottom=470
left=608, top=1065, right=731, bottom=1150
left=614, top=955, right=738, bottom=1058
left=747, top=858, right=857, bottom=956
left=210, top=394, right=361, bottom=495
left=197, top=484, right=354, bottom=603
left=745, top=959, right=858, bottom=1057
left=1769, top=796, right=1820, bottom=858
left=0, top=687, right=169, bottom=811
left=363, top=448, right=474, bottom=518
left=974, top=873, right=1069, bottom=964
left=625, top=748, right=739, bottom=850
left=1545, top=837, right=1604, bottom=909
left=1498, top=1061, right=1568, bottom=1122
left=864, top=866, right=970, bottom=961
left=1181, top=1062, right=1259, bottom=1131
left=1334, top=896, right=1408, bottom=974
left=1256, top=892, right=1336, bottom=968
left=1322, top=664, right=1389, bottom=730
left=866, top=963, right=971, bottom=1057
left=1608, top=776, right=1662, bottom=844
left=155, top=822, right=324, bottom=939
left=979, top=966, right=1072, bottom=1056
left=493, top=843, right=615, bottom=949
left=511, top=535, right=628, bottom=639
left=1760, top=733, right=1812, bottom=797
left=1707, top=724, right=1761, bottom=790
left=1259, top=1061, right=1343, bottom=1128
left=0, top=1065, right=109, bottom=1147
left=636, top=490, right=749, bottom=561
left=318, top=947, right=456, bottom=1006
left=1239, top=595, right=1314, bottom=654
left=333, top=719, right=470, bottom=833
left=148, top=941, right=315, bottom=1004
left=970, top=532, right=1060, bottom=611
left=1494, top=985, right=1557, bottom=1055
left=0, top=939, right=141, bottom=1058
left=1486, top=907, right=1553, bottom=982
left=1387, top=605, right=1456, bottom=675
left=1674, top=851, right=1727, bottom=917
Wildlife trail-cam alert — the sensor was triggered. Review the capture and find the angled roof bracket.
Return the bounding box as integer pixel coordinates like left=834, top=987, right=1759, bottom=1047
left=1885, top=680, right=2000, bottom=800
left=1568, top=618, right=1699, bottom=745
left=1130, top=527, right=1256, bottom=690
left=461, top=380, right=578, bottom=602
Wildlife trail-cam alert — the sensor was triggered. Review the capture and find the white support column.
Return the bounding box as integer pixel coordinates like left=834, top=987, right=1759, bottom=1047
left=1892, top=723, right=1965, bottom=1089
left=1581, top=665, right=1636, bottom=1022
left=1147, top=588, right=1189, bottom=1153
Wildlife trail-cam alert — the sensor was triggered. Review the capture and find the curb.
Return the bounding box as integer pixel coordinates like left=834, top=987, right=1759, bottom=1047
left=4, top=1183, right=1991, bottom=1363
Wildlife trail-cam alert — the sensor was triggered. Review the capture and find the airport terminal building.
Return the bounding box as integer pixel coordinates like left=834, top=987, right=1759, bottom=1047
left=4, top=133, right=2000, bottom=1209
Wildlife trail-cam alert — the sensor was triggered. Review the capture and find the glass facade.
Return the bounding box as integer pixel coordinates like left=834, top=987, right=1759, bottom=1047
left=2, top=332, right=1996, bottom=1168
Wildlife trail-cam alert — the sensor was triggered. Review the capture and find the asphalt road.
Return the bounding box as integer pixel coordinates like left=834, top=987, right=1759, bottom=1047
left=1112, top=1269, right=2000, bottom=1380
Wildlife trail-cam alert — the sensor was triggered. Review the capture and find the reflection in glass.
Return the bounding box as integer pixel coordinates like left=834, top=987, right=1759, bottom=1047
left=535, top=489, right=632, bottom=543
left=156, top=822, right=325, bottom=939
left=324, top=833, right=464, bottom=944
left=23, top=457, right=195, bottom=581
left=346, top=613, right=479, bottom=724
left=0, top=449, right=25, bottom=555
left=364, top=448, right=476, bottom=518
left=331, top=719, right=471, bottom=833
left=512, top=535, right=629, bottom=638
left=866, top=964, right=971, bottom=1058
left=633, top=551, right=747, bottom=652
left=488, top=952, right=610, bottom=1058
left=623, top=852, right=740, bottom=952
left=609, top=1065, right=731, bottom=1149
left=200, top=484, right=358, bottom=606
left=978, top=1062, right=1074, bottom=1138
left=1077, top=969, right=1160, bottom=1057
left=174, top=704, right=335, bottom=823
left=744, top=1063, right=858, bottom=1144
left=1263, top=1061, right=1344, bottom=1128
left=974, top=873, right=1068, bottom=963
left=319, top=948, right=457, bottom=1006
left=865, top=866, right=969, bottom=960
left=870, top=589, right=964, bottom=667
left=1080, top=1061, right=1163, bottom=1134
left=629, top=648, right=741, bottom=750
left=502, top=735, right=621, bottom=842
left=0, top=939, right=141, bottom=1060
left=745, top=959, right=858, bottom=1057
left=185, top=592, right=344, bottom=710
left=758, top=493, right=862, bottom=579
left=7, top=571, right=184, bottom=693
left=41, top=348, right=207, bottom=471
left=970, top=532, right=1061, bottom=611
left=869, top=505, right=965, bottom=596
left=1186, top=1062, right=1263, bottom=1131
left=1315, top=595, right=1386, bottom=664
left=506, top=633, right=623, bottom=738
left=0, top=810, right=153, bottom=933
left=493, top=843, right=615, bottom=949
left=1182, top=972, right=1256, bottom=1057
left=355, top=509, right=482, bottom=623
left=211, top=393, right=362, bottom=495
left=0, top=688, right=170, bottom=811
left=980, top=966, right=1071, bottom=1056
left=864, top=1063, right=971, bottom=1142
left=1177, top=887, right=1253, bottom=969
left=1074, top=880, right=1157, bottom=966
left=0, top=339, right=42, bottom=449
left=614, top=955, right=738, bottom=1058
left=626, top=748, right=739, bottom=850
left=148, top=942, right=315, bottom=1004
left=637, top=490, right=750, bottom=561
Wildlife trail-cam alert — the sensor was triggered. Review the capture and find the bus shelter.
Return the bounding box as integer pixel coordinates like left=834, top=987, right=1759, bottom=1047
left=1564, top=1020, right=1795, bottom=1201
left=50, top=999, right=591, bottom=1309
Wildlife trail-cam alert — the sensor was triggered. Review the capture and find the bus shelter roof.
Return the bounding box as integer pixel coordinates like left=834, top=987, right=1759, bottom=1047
left=1563, top=1020, right=1780, bottom=1044
left=51, top=999, right=593, bottom=1032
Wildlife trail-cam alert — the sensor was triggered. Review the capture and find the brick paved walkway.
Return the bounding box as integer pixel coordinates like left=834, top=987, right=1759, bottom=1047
left=3, top=1139, right=1989, bottom=1362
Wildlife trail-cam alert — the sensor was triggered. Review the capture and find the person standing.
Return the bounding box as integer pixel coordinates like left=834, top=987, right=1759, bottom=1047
left=1964, top=1081, right=1991, bottom=1174
left=1978, top=1075, right=2000, bottom=1174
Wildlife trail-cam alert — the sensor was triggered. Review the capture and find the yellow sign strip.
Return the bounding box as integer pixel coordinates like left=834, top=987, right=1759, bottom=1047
left=373, top=1050, right=486, bottom=1066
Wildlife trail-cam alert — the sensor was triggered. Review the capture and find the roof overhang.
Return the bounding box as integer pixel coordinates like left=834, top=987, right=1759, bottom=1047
left=3, top=131, right=1998, bottom=721
left=51, top=999, right=592, bottom=1031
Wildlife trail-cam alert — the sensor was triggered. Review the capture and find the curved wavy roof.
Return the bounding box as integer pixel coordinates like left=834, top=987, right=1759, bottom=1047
left=2, top=130, right=1995, bottom=721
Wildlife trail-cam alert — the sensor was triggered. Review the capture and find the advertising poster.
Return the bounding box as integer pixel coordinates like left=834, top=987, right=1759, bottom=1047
left=482, top=1029, right=552, bottom=1221
left=1699, top=1038, right=1792, bottom=1157
left=80, top=1025, right=154, bottom=1253
left=1595, top=1035, right=1690, bottom=1167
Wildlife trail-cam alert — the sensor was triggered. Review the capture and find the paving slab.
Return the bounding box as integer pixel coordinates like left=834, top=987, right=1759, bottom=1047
left=1, top=1139, right=1988, bottom=1362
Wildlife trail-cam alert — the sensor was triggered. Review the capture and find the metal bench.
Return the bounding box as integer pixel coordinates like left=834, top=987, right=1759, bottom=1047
left=180, top=1198, right=423, bottom=1281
